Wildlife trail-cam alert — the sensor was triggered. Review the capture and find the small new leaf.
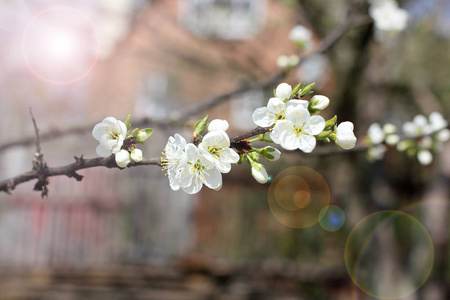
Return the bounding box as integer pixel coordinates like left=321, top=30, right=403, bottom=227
left=193, top=115, right=209, bottom=138
left=299, top=82, right=315, bottom=96
left=292, top=82, right=303, bottom=96
left=124, top=114, right=131, bottom=131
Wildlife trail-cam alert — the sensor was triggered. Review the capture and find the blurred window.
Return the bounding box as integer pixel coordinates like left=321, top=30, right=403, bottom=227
left=178, top=0, right=267, bottom=40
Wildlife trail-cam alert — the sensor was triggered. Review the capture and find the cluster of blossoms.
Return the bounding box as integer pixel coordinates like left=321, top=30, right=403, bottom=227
left=162, top=119, right=240, bottom=194
left=92, top=116, right=153, bottom=168
left=277, top=25, right=313, bottom=70
left=369, top=0, right=409, bottom=36
left=366, top=112, right=450, bottom=165
left=252, top=83, right=357, bottom=152
left=159, top=82, right=357, bottom=194
left=366, top=122, right=399, bottom=160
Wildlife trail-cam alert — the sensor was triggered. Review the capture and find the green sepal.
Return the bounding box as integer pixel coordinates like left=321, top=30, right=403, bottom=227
left=273, top=89, right=277, bottom=97
left=315, top=130, right=332, bottom=141
left=143, top=128, right=154, bottom=137
left=247, top=151, right=260, bottom=162
left=194, top=115, right=209, bottom=138
left=124, top=114, right=131, bottom=131
left=131, top=128, right=139, bottom=137
left=237, top=154, right=245, bottom=165
left=324, top=115, right=337, bottom=130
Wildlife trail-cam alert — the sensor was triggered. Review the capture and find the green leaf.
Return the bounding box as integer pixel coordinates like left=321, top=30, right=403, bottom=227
left=292, top=82, right=303, bottom=96
left=299, top=82, right=315, bottom=96
left=124, top=114, right=131, bottom=131
left=194, top=115, right=209, bottom=138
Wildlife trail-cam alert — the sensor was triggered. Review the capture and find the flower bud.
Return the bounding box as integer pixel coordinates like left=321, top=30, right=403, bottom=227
left=335, top=122, right=357, bottom=150
left=310, top=95, right=330, bottom=111
left=208, top=119, right=229, bottom=132
left=251, top=163, right=269, bottom=184
left=385, top=134, right=399, bottom=146
left=136, top=131, right=148, bottom=142
left=276, top=55, right=290, bottom=69
left=276, top=83, right=292, bottom=101
left=367, top=123, right=384, bottom=144
left=131, top=149, right=143, bottom=163
left=115, top=149, right=131, bottom=168
left=437, top=129, right=450, bottom=142
left=383, top=123, right=397, bottom=135
left=261, top=146, right=281, bottom=161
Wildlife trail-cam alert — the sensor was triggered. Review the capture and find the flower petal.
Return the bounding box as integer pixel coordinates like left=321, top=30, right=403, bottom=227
left=96, top=144, right=112, bottom=157
left=92, top=123, right=108, bottom=141
left=252, top=107, right=274, bottom=127
left=309, top=115, right=326, bottom=135
left=203, top=168, right=222, bottom=189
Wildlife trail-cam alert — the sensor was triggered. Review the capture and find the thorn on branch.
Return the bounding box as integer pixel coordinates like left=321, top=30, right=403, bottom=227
left=68, top=172, right=84, bottom=182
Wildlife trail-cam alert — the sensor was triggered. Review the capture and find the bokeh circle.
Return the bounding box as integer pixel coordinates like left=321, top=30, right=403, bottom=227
left=268, top=166, right=330, bottom=229
left=345, top=210, right=434, bottom=299
left=22, top=6, right=98, bottom=84
left=318, top=205, right=345, bottom=232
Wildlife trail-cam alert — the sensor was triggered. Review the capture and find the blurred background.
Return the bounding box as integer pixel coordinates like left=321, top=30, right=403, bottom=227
left=0, top=0, right=449, bottom=299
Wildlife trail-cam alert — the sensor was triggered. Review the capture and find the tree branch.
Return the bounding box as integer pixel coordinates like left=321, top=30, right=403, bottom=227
left=0, top=155, right=161, bottom=195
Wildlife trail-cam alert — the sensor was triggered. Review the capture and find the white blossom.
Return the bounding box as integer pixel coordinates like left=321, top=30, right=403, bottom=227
left=368, top=123, right=385, bottom=144
left=162, top=134, right=188, bottom=191
left=369, top=0, right=409, bottom=33
left=115, top=149, right=131, bottom=168
left=270, top=105, right=325, bottom=152
left=253, top=97, right=308, bottom=128
left=276, top=83, right=293, bottom=101
left=429, top=112, right=448, bottom=132
left=289, top=25, right=313, bottom=50
left=336, top=122, right=357, bottom=150
left=251, top=163, right=269, bottom=184
left=198, top=131, right=239, bottom=173
left=92, top=117, right=127, bottom=157
left=179, top=144, right=222, bottom=194
left=417, top=150, right=433, bottom=165
left=131, top=149, right=143, bottom=162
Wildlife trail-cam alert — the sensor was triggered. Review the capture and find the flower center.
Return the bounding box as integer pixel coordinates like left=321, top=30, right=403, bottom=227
left=209, top=145, right=221, bottom=156
left=193, top=160, right=204, bottom=172
left=275, top=110, right=286, bottom=121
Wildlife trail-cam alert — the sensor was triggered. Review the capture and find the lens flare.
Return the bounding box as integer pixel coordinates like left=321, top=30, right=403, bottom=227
left=22, top=6, right=98, bottom=84
left=268, top=166, right=330, bottom=229
left=345, top=211, right=434, bottom=299
left=0, top=0, right=29, bottom=31
left=318, top=205, right=345, bottom=232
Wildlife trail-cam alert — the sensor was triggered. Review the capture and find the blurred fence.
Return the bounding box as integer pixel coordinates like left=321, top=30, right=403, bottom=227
left=0, top=168, right=193, bottom=269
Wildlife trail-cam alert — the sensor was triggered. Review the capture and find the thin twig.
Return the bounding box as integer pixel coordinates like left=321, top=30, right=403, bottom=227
left=29, top=108, right=49, bottom=198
